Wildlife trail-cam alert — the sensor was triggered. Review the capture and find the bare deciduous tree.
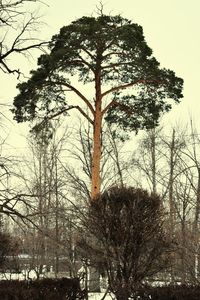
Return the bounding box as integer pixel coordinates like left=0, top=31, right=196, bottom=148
left=0, top=0, right=47, bottom=76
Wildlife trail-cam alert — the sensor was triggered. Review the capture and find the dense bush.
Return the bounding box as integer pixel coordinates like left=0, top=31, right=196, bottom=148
left=135, top=285, right=200, bottom=300
left=0, top=278, right=86, bottom=300
left=85, top=186, right=171, bottom=299
left=1, top=279, right=200, bottom=299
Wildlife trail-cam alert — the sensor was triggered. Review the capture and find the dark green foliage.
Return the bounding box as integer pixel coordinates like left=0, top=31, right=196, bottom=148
left=12, top=14, right=183, bottom=133
left=0, top=278, right=85, bottom=300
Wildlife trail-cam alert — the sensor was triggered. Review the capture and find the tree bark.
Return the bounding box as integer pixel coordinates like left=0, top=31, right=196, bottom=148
left=169, top=129, right=175, bottom=282
left=169, top=129, right=175, bottom=234
left=91, top=70, right=102, bottom=200
left=192, top=168, right=200, bottom=280
left=91, top=109, right=102, bottom=199
left=150, top=129, right=156, bottom=194
left=54, top=155, right=59, bottom=277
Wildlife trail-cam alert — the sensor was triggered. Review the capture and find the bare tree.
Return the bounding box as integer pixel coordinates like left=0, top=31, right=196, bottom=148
left=0, top=0, right=47, bottom=76
left=61, top=119, right=130, bottom=205
left=176, top=123, right=200, bottom=282
left=16, top=121, right=86, bottom=278
left=0, top=0, right=47, bottom=222
left=130, top=126, right=195, bottom=283
left=130, top=127, right=164, bottom=192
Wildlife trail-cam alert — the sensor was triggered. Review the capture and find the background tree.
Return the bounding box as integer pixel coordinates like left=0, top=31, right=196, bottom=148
left=0, top=0, right=46, bottom=76
left=16, top=121, right=85, bottom=278
left=130, top=127, right=163, bottom=192
left=130, top=124, right=200, bottom=284
left=0, top=0, right=47, bottom=223
left=0, top=231, right=11, bottom=268
left=0, top=216, right=20, bottom=276
left=12, top=13, right=183, bottom=199
left=60, top=119, right=129, bottom=203
left=0, top=140, right=35, bottom=222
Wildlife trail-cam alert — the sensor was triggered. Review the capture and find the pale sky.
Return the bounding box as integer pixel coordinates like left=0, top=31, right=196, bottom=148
left=1, top=0, right=200, bottom=151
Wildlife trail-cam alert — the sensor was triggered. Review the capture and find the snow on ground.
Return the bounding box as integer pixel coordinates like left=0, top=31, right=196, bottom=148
left=0, top=270, right=38, bottom=280
left=88, top=292, right=115, bottom=299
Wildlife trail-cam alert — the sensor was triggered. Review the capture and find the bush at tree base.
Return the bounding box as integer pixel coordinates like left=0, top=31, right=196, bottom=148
left=84, top=186, right=171, bottom=299
left=0, top=277, right=86, bottom=300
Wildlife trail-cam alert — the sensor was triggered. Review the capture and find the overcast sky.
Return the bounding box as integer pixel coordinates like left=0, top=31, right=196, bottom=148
left=1, top=0, right=200, bottom=151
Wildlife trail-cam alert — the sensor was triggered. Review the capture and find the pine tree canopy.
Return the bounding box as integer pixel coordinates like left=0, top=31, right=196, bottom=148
left=12, top=14, right=183, bottom=131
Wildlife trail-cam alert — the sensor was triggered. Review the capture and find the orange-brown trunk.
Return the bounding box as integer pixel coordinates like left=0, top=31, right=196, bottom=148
left=91, top=68, right=102, bottom=201
left=91, top=103, right=102, bottom=200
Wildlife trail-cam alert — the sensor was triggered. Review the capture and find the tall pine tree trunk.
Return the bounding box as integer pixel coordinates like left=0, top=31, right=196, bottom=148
left=89, top=69, right=103, bottom=292
left=91, top=69, right=102, bottom=200
left=91, top=107, right=102, bottom=200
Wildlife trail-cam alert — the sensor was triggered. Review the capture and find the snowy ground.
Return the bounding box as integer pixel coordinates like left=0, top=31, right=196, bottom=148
left=88, top=292, right=115, bottom=299
left=0, top=270, right=38, bottom=280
